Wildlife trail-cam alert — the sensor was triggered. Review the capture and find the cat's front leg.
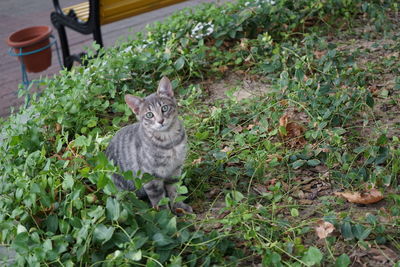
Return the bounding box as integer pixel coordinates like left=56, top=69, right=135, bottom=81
left=164, top=183, right=193, bottom=215
left=143, top=179, right=166, bottom=209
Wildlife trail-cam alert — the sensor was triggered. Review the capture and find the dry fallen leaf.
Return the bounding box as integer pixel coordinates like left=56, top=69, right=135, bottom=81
left=55, top=123, right=62, bottom=132
left=228, top=124, right=243, bottom=133
left=369, top=246, right=399, bottom=262
left=315, top=220, right=335, bottom=239
left=286, top=122, right=305, bottom=137
left=279, top=113, right=289, bottom=128
left=266, top=154, right=283, bottom=163
left=247, top=124, right=255, bottom=130
left=314, top=50, right=326, bottom=59
left=207, top=188, right=220, bottom=198
left=218, top=65, right=229, bottom=73
left=221, top=146, right=232, bottom=153
left=192, top=157, right=203, bottom=165
left=239, top=38, right=249, bottom=50
left=253, top=184, right=269, bottom=195
left=334, top=188, right=384, bottom=204
left=279, top=113, right=307, bottom=147
left=279, top=99, right=288, bottom=106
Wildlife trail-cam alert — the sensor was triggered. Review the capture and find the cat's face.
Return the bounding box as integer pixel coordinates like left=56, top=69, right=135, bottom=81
left=138, top=94, right=177, bottom=131
left=125, top=77, right=178, bottom=132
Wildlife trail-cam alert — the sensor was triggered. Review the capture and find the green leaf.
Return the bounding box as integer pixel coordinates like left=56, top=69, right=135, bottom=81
left=295, top=68, right=304, bottom=81
left=174, top=57, right=185, bottom=71
left=62, top=174, right=74, bottom=190
left=376, top=134, right=388, bottom=146
left=335, top=254, right=350, bottom=267
left=307, top=159, right=321, bottom=166
left=174, top=195, right=187, bottom=203
left=292, top=159, right=306, bottom=169
left=86, top=117, right=98, bottom=128
left=195, top=131, right=209, bottom=140
left=341, top=221, right=354, bottom=240
left=31, top=183, right=41, bottom=194
left=46, top=214, right=59, bottom=233
left=166, top=217, right=177, bottom=234
left=59, top=219, right=70, bottom=234
left=123, top=170, right=134, bottom=180
left=97, top=173, right=109, bottom=189
left=291, top=208, right=299, bottom=217
left=12, top=232, right=29, bottom=253
left=127, top=250, right=142, bottom=261
left=42, top=240, right=54, bottom=259
left=94, top=152, right=109, bottom=169
left=353, top=224, right=371, bottom=241
left=73, top=135, right=90, bottom=147
left=93, top=224, right=114, bottom=244
left=40, top=193, right=52, bottom=208
left=153, top=233, right=174, bottom=247
left=158, top=197, right=170, bottom=206
left=231, top=190, right=244, bottom=202
left=177, top=185, right=188, bottom=194
left=271, top=252, right=282, bottom=265
left=366, top=94, right=374, bottom=108
left=302, top=246, right=323, bottom=266
left=213, top=151, right=227, bottom=160
left=15, top=222, right=26, bottom=234
left=106, top=197, right=120, bottom=221
left=88, top=206, right=105, bottom=221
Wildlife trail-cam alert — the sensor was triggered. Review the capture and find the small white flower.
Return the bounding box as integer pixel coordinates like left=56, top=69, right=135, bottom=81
left=192, top=22, right=204, bottom=33
left=135, top=41, right=154, bottom=52
left=191, top=22, right=214, bottom=39
left=123, top=46, right=132, bottom=53
left=138, top=44, right=147, bottom=49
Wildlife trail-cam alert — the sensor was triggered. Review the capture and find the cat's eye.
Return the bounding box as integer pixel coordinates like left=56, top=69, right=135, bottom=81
left=161, top=105, right=169, bottom=113
left=145, top=112, right=154, bottom=119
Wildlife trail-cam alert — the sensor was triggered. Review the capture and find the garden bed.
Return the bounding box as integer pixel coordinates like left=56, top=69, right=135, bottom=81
left=0, top=0, right=399, bottom=266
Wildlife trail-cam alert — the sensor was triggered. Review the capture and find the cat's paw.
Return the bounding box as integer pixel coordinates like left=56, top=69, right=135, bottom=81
left=172, top=202, right=193, bottom=216
left=153, top=205, right=168, bottom=211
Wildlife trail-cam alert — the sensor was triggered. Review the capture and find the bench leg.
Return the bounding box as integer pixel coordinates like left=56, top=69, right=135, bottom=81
left=93, top=26, right=104, bottom=47
left=51, top=13, right=74, bottom=70
left=58, top=25, right=74, bottom=70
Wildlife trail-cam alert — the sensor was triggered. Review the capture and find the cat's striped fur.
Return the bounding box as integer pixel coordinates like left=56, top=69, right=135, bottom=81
left=106, top=77, right=192, bottom=214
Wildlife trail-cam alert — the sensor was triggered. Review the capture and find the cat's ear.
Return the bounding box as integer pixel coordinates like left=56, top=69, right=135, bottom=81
left=157, top=76, right=174, bottom=98
left=125, top=94, right=142, bottom=115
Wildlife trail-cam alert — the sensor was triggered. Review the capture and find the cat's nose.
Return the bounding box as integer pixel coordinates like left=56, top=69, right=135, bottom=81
left=158, top=118, right=164, bottom=125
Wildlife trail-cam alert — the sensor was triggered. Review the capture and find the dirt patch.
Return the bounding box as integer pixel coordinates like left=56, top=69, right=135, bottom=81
left=332, top=14, right=400, bottom=140
left=202, top=72, right=272, bottom=101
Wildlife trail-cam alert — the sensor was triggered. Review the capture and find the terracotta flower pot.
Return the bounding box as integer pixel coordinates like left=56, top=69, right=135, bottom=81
left=7, top=26, right=53, bottom=73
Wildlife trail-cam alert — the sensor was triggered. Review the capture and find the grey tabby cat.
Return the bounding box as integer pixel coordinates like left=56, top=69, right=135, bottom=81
left=106, top=77, right=193, bottom=214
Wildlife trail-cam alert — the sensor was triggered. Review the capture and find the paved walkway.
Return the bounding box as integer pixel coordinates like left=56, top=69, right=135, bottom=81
left=0, top=247, right=15, bottom=266
left=1, top=0, right=224, bottom=118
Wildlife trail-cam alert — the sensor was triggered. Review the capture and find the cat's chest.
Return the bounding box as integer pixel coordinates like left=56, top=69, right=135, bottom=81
left=155, top=137, right=186, bottom=162
left=169, top=140, right=186, bottom=160
left=147, top=139, right=186, bottom=178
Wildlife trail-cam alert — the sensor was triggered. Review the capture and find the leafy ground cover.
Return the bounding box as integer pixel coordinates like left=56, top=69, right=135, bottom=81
left=0, top=0, right=399, bottom=266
